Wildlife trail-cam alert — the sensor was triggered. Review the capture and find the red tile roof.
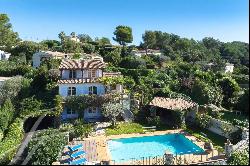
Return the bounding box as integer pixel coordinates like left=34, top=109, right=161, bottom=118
left=59, top=59, right=106, bottom=70
left=149, top=97, right=197, bottom=110
left=103, top=72, right=122, bottom=77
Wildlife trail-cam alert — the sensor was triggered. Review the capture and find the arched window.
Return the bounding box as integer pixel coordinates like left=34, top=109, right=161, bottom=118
left=68, top=87, right=76, bottom=96
left=89, top=86, right=97, bottom=95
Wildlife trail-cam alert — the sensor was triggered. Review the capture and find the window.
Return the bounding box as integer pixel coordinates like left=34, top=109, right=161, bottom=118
left=89, top=86, right=97, bottom=95
left=88, top=107, right=97, bottom=114
left=69, top=70, right=76, bottom=79
left=68, top=87, right=76, bottom=96
left=67, top=108, right=75, bottom=114
left=88, top=69, right=96, bottom=78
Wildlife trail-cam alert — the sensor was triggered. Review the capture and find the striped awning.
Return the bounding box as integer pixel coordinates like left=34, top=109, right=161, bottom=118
left=58, top=78, right=99, bottom=84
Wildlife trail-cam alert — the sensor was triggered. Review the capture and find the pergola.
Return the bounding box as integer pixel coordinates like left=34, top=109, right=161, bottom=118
left=149, top=97, right=197, bottom=111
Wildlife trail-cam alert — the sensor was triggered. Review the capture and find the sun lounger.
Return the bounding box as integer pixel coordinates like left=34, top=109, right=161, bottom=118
left=70, top=158, right=87, bottom=165
left=68, top=144, right=83, bottom=152
left=70, top=150, right=86, bottom=159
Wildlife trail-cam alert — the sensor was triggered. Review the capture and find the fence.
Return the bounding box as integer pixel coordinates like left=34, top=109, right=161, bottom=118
left=100, top=151, right=226, bottom=165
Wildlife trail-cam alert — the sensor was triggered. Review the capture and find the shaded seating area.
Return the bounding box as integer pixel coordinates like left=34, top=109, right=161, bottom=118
left=148, top=97, right=198, bottom=127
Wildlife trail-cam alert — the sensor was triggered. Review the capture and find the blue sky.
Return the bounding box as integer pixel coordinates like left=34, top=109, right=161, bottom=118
left=0, top=0, right=249, bottom=44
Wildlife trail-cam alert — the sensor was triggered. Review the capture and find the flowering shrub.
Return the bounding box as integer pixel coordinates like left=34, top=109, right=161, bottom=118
left=195, top=114, right=212, bottom=129
left=227, top=148, right=249, bottom=165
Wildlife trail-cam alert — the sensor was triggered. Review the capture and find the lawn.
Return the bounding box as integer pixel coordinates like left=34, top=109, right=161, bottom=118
left=105, top=122, right=144, bottom=136
left=220, top=111, right=249, bottom=127
left=220, top=111, right=248, bottom=122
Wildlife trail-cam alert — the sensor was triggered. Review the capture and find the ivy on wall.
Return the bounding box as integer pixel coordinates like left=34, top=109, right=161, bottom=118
left=64, top=93, right=121, bottom=116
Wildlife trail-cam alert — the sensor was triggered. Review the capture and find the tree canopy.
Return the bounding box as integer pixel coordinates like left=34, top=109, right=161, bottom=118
left=0, top=14, right=20, bottom=50
left=113, top=25, right=133, bottom=46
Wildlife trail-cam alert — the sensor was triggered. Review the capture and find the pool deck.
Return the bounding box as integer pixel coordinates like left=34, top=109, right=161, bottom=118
left=60, top=129, right=223, bottom=165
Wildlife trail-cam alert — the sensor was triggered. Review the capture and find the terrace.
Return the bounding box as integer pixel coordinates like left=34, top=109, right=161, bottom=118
left=56, top=129, right=224, bottom=165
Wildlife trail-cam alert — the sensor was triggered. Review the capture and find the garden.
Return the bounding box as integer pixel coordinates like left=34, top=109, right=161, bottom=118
left=0, top=13, right=249, bottom=165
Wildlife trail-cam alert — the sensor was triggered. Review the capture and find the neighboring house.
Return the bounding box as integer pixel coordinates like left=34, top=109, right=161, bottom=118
left=199, top=62, right=234, bottom=73
left=68, top=36, right=80, bottom=43
left=32, top=51, right=72, bottom=68
left=131, top=49, right=163, bottom=57
left=58, top=57, right=123, bottom=122
left=224, top=63, right=234, bottom=73
left=66, top=34, right=80, bottom=42
left=0, top=50, right=11, bottom=60
left=0, top=77, right=12, bottom=86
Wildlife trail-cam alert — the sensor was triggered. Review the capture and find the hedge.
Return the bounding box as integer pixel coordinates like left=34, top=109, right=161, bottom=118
left=0, top=118, right=24, bottom=165
left=27, top=129, right=68, bottom=165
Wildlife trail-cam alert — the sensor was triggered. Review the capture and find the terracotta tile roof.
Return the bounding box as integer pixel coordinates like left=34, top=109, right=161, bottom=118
left=58, top=78, right=99, bottom=84
left=59, top=59, right=106, bottom=70
left=0, top=77, right=13, bottom=82
left=149, top=97, right=197, bottom=110
left=103, top=72, right=122, bottom=77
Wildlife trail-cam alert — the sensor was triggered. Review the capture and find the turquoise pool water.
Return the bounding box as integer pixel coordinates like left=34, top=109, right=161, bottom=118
left=107, top=134, right=204, bottom=161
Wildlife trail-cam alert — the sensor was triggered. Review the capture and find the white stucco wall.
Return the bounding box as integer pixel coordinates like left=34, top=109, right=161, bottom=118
left=59, top=83, right=106, bottom=97
left=225, top=65, right=234, bottom=73
left=32, top=52, right=46, bottom=68
left=208, top=118, right=239, bottom=138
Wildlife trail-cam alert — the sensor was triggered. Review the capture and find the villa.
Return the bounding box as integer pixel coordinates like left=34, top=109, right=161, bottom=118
left=224, top=63, right=234, bottom=73
left=32, top=51, right=73, bottom=68
left=68, top=34, right=80, bottom=43
left=58, top=55, right=125, bottom=122
left=0, top=50, right=11, bottom=60
left=0, top=76, right=12, bottom=86
left=131, top=49, right=163, bottom=57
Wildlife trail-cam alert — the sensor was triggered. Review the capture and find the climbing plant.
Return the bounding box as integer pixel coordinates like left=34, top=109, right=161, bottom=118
left=64, top=93, right=121, bottom=116
left=98, top=75, right=135, bottom=91
left=54, top=95, right=63, bottom=116
left=172, top=109, right=186, bottom=129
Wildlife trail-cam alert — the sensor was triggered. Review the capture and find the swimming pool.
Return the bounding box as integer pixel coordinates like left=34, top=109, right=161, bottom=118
left=107, top=134, right=204, bottom=162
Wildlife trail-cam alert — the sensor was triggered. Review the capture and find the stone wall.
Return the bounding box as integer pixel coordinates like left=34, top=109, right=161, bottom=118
left=208, top=118, right=239, bottom=138
left=185, top=105, right=240, bottom=138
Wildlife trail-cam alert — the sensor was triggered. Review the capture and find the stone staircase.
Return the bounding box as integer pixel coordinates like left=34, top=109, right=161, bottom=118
left=9, top=115, right=45, bottom=165
left=121, top=94, right=134, bottom=122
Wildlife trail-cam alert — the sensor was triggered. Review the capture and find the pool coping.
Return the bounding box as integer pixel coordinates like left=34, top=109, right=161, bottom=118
left=83, top=129, right=215, bottom=163
left=106, top=130, right=206, bottom=162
